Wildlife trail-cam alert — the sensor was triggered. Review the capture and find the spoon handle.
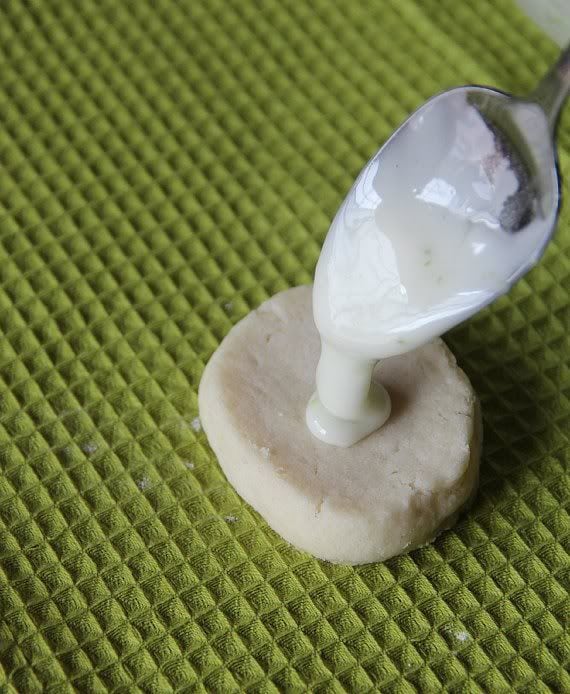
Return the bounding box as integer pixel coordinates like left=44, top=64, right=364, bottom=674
left=531, top=42, right=570, bottom=135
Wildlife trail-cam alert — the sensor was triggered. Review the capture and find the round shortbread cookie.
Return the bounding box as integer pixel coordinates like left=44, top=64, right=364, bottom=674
left=199, top=286, right=481, bottom=564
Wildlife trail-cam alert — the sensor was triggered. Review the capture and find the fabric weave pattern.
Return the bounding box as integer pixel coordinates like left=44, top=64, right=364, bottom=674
left=0, top=1, right=568, bottom=691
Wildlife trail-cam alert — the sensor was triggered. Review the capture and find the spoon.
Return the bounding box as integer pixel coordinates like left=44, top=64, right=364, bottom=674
left=308, top=43, right=570, bottom=447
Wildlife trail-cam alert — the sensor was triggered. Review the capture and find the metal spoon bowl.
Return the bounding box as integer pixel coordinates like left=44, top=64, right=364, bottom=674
left=313, top=43, right=569, bottom=361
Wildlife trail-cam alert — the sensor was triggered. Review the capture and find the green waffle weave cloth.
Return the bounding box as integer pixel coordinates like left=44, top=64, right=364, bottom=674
left=0, top=1, right=568, bottom=692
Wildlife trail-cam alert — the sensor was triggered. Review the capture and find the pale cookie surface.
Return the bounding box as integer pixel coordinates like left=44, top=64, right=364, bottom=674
left=199, top=286, right=481, bottom=564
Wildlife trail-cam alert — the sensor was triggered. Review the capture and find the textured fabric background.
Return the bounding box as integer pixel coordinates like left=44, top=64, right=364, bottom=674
left=0, top=1, right=568, bottom=691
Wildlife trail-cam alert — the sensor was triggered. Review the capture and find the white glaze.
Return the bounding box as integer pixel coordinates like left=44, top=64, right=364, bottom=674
left=308, top=90, right=555, bottom=446
left=305, top=340, right=390, bottom=447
